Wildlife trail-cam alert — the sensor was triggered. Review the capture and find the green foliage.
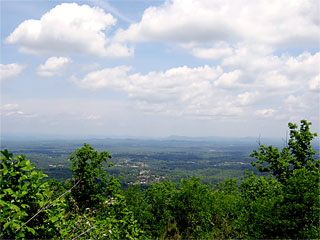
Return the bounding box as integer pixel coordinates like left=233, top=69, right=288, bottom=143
left=174, top=177, right=240, bottom=239
left=124, top=177, right=243, bottom=239
left=126, top=180, right=177, bottom=238
left=58, top=194, right=146, bottom=239
left=145, top=180, right=176, bottom=235
left=68, top=143, right=120, bottom=212
left=0, top=149, right=62, bottom=239
left=241, top=120, right=320, bottom=238
left=239, top=173, right=284, bottom=238
left=239, top=168, right=320, bottom=238
left=123, top=185, right=154, bottom=238
left=124, top=120, right=319, bottom=239
left=251, top=120, right=319, bottom=182
left=1, top=120, right=318, bottom=239
left=160, top=220, right=181, bottom=240
left=210, top=179, right=242, bottom=239
left=1, top=145, right=145, bottom=239
left=279, top=167, right=320, bottom=238
left=64, top=143, right=145, bottom=239
left=173, top=177, right=212, bottom=239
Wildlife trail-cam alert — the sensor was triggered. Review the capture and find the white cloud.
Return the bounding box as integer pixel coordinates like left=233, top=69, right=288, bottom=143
left=103, top=42, right=134, bottom=57
left=2, top=0, right=318, bottom=138
left=284, top=94, right=309, bottom=115
left=222, top=49, right=320, bottom=92
left=262, top=71, right=289, bottom=89
left=114, top=0, right=240, bottom=43
left=309, top=75, right=320, bottom=91
left=191, top=45, right=233, bottom=59
left=0, top=63, right=24, bottom=81
left=237, top=92, right=258, bottom=105
left=73, top=64, right=242, bottom=118
left=213, top=70, right=242, bottom=89
left=285, top=95, right=298, bottom=104
left=71, top=65, right=132, bottom=89
left=5, top=111, right=24, bottom=117
left=0, top=103, right=38, bottom=118
left=83, top=114, right=101, bottom=120
left=1, top=104, right=19, bottom=111
left=37, top=57, right=71, bottom=77
left=114, top=0, right=319, bottom=57
left=6, top=3, right=132, bottom=57
left=221, top=44, right=276, bottom=69
left=73, top=50, right=319, bottom=120
left=255, top=109, right=275, bottom=118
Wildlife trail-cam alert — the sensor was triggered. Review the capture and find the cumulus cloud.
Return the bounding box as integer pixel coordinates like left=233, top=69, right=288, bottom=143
left=6, top=3, right=133, bottom=57
left=237, top=92, right=258, bottom=105
left=213, top=70, right=242, bottom=89
left=255, top=109, right=275, bottom=118
left=309, top=75, right=320, bottom=91
left=72, top=65, right=240, bottom=118
left=262, top=71, right=289, bottom=89
left=284, top=95, right=306, bottom=110
left=71, top=66, right=132, bottom=89
left=37, top=57, right=71, bottom=77
left=0, top=103, right=37, bottom=118
left=0, top=63, right=24, bottom=81
left=72, top=50, right=319, bottom=120
left=222, top=49, right=320, bottom=91
left=114, top=0, right=319, bottom=58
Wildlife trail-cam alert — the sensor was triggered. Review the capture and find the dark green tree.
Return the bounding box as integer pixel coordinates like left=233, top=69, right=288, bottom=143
left=172, top=177, right=212, bottom=239
left=144, top=180, right=177, bottom=237
left=241, top=120, right=320, bottom=238
left=68, top=143, right=120, bottom=212
left=210, top=179, right=242, bottom=239
left=64, top=143, right=146, bottom=239
left=251, top=120, right=319, bottom=182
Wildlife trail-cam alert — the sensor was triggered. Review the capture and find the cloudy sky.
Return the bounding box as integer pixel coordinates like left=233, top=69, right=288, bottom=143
left=1, top=0, right=319, bottom=138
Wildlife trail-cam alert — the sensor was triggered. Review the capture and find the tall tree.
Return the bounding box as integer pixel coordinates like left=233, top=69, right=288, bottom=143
left=241, top=120, right=320, bottom=238
left=68, top=143, right=119, bottom=212
left=250, top=120, right=319, bottom=182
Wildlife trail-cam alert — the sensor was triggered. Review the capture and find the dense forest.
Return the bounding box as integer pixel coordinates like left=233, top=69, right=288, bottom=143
left=1, top=120, right=319, bottom=239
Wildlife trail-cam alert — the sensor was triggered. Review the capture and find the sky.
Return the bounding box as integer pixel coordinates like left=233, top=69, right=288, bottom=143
left=1, top=0, right=319, bottom=138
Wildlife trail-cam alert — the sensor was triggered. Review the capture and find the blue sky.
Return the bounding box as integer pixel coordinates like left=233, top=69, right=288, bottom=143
left=1, top=0, right=319, bottom=138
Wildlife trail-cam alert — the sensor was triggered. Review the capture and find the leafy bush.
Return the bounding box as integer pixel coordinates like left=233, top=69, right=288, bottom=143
left=0, top=149, right=63, bottom=238
left=240, top=120, right=320, bottom=238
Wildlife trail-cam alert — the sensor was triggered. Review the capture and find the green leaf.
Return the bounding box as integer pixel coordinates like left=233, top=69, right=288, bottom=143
left=3, top=221, right=11, bottom=230
left=21, top=204, right=29, bottom=209
left=21, top=164, right=34, bottom=171
left=1, top=164, right=8, bottom=175
left=4, top=188, right=14, bottom=195
left=10, top=204, right=20, bottom=211
left=1, top=149, right=13, bottom=160
left=27, top=226, right=36, bottom=235
left=0, top=199, right=8, bottom=206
